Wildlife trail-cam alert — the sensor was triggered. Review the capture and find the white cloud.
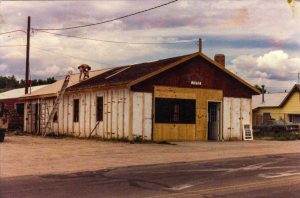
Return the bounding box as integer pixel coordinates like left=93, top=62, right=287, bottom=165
left=1, top=0, right=300, bottom=82
left=228, top=50, right=300, bottom=92
left=0, top=64, right=8, bottom=71
left=33, top=65, right=61, bottom=78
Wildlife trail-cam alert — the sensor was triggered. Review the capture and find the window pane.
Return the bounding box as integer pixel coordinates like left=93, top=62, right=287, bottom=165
left=16, top=103, right=24, bottom=116
left=73, top=99, right=79, bottom=122
left=155, top=98, right=196, bottom=124
left=0, top=102, right=4, bottom=117
left=53, top=113, right=58, bottom=122
left=97, top=97, right=103, bottom=121
left=291, top=115, right=300, bottom=123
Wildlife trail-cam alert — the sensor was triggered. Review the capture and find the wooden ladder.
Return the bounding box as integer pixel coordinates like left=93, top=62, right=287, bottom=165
left=42, top=74, right=71, bottom=136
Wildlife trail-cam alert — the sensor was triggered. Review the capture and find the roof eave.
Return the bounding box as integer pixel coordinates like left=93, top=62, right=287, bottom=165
left=20, top=93, right=57, bottom=100
left=279, top=84, right=300, bottom=107
left=66, top=84, right=128, bottom=93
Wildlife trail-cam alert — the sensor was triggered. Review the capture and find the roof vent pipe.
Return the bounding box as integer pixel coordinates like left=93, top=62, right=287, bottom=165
left=214, top=54, right=225, bottom=67
left=198, top=38, right=202, bottom=52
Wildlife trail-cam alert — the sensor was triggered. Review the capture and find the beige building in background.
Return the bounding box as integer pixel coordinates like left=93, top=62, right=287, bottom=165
left=252, top=84, right=300, bottom=126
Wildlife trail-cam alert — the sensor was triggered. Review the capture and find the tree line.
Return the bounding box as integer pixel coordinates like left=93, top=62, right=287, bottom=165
left=0, top=75, right=56, bottom=93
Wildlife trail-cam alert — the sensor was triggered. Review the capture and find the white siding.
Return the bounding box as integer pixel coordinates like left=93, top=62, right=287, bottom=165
left=231, top=98, right=241, bottom=139
left=131, top=92, right=153, bottom=140
left=223, top=98, right=231, bottom=140
left=132, top=92, right=143, bottom=138
left=123, top=89, right=130, bottom=139
left=144, top=93, right=153, bottom=140
left=24, top=89, right=153, bottom=140
left=223, top=97, right=252, bottom=140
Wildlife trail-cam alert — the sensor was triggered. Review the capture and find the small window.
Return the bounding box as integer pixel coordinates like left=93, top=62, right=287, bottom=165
left=289, top=114, right=293, bottom=123
left=73, top=99, right=79, bottom=122
left=155, top=98, right=196, bottom=124
left=53, top=112, right=58, bottom=122
left=97, top=97, right=103, bottom=121
left=290, top=114, right=300, bottom=123
left=173, top=104, right=180, bottom=122
left=16, top=103, right=24, bottom=116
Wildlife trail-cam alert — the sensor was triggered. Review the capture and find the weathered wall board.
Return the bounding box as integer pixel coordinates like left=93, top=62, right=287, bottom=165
left=153, top=86, right=223, bottom=141
left=24, top=88, right=152, bottom=140
left=132, top=56, right=255, bottom=98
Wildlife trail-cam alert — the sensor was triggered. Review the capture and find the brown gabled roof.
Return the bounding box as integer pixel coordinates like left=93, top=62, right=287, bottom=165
left=68, top=53, right=195, bottom=90
left=67, top=52, right=260, bottom=94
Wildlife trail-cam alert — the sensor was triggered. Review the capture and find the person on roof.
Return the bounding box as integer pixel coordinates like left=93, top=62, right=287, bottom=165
left=78, top=64, right=91, bottom=81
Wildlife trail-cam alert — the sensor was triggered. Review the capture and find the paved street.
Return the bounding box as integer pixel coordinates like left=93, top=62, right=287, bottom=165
left=1, top=153, right=299, bottom=198
left=2, top=135, right=300, bottom=178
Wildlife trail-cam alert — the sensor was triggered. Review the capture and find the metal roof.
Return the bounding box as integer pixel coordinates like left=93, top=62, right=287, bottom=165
left=0, top=85, right=47, bottom=100
left=22, top=69, right=111, bottom=99
left=252, top=92, right=289, bottom=110
left=252, top=84, right=300, bottom=110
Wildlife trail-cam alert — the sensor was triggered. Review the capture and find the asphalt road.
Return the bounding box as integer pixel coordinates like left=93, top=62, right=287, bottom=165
left=1, top=153, right=300, bottom=198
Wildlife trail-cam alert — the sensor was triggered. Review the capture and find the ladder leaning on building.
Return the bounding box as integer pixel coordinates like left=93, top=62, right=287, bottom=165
left=41, top=73, right=71, bottom=136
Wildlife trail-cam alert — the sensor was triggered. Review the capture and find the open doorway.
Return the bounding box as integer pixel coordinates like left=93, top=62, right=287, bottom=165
left=208, top=102, right=221, bottom=140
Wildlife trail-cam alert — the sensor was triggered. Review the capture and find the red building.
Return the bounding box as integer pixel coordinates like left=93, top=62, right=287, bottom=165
left=0, top=86, right=46, bottom=130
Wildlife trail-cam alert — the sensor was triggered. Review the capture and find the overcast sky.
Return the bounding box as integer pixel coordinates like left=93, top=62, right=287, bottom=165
left=0, top=0, right=300, bottom=92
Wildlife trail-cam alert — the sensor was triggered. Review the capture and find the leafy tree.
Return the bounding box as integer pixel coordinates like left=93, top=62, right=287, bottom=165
left=0, top=76, right=57, bottom=93
left=254, top=85, right=266, bottom=94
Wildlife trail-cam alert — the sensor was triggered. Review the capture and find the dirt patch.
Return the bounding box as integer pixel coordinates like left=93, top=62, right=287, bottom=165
left=1, top=135, right=300, bottom=178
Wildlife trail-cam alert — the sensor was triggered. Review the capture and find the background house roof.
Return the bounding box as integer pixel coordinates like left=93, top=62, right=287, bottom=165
left=22, top=69, right=111, bottom=99
left=0, top=85, right=47, bottom=100
left=252, top=84, right=300, bottom=110
left=279, top=84, right=300, bottom=107
left=252, top=92, right=289, bottom=110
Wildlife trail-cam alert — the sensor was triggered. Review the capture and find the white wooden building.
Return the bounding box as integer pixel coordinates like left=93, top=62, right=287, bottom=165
left=22, top=51, right=259, bottom=141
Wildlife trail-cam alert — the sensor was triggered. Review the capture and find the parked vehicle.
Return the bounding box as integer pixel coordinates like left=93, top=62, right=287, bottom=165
left=0, top=111, right=8, bottom=142
left=0, top=129, right=5, bottom=142
left=253, top=120, right=299, bottom=133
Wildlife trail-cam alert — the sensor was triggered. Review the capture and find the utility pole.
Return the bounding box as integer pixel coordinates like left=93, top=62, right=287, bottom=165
left=25, top=16, right=31, bottom=94
left=261, top=85, right=265, bottom=103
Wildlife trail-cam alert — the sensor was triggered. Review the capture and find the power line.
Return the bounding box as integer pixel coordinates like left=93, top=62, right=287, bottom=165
left=31, top=46, right=110, bottom=66
left=32, top=0, right=178, bottom=31
left=34, top=30, right=198, bottom=45
left=0, top=30, right=26, bottom=36
left=0, top=44, right=26, bottom=47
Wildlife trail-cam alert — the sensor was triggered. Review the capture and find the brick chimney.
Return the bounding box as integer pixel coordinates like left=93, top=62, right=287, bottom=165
left=214, top=54, right=225, bottom=67
left=198, top=38, right=202, bottom=52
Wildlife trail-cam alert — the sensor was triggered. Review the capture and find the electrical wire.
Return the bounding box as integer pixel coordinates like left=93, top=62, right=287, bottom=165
left=32, top=0, right=178, bottom=31
left=33, top=30, right=198, bottom=45
left=0, top=30, right=26, bottom=36
left=0, top=45, right=26, bottom=47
